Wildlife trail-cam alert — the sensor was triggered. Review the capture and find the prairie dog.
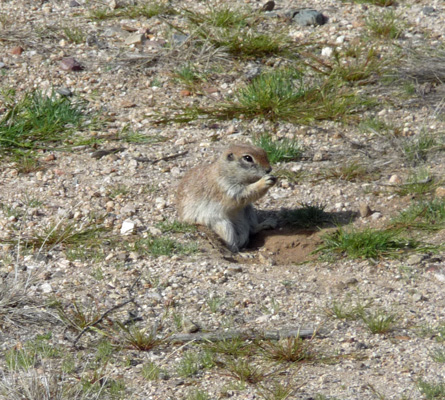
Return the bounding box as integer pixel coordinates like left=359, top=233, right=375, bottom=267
left=177, top=144, right=277, bottom=252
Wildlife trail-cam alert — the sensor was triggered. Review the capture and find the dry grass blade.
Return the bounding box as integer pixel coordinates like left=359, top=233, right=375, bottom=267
left=0, top=275, right=55, bottom=328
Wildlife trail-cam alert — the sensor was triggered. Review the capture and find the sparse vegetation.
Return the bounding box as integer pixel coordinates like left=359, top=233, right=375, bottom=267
left=365, top=10, right=405, bottom=39
left=62, top=27, right=86, bottom=44
left=418, top=380, right=445, bottom=399
left=223, top=357, right=268, bottom=384
left=317, top=161, right=372, bottom=182
left=1, top=0, right=444, bottom=398
left=392, top=199, right=445, bottom=231
left=253, top=133, right=303, bottom=163
left=259, top=336, right=316, bottom=363
left=89, top=1, right=175, bottom=20
left=118, top=323, right=162, bottom=351
left=156, top=219, right=197, bottom=233
left=361, top=309, right=398, bottom=334
left=156, top=68, right=370, bottom=124
left=131, top=235, right=198, bottom=257
left=318, top=227, right=420, bottom=259
left=395, top=169, right=438, bottom=196
left=430, top=347, right=445, bottom=363
left=142, top=361, right=165, bottom=381
left=402, top=131, right=445, bottom=165
left=0, top=90, right=87, bottom=162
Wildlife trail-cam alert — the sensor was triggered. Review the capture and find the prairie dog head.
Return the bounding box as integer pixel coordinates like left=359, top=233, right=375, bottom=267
left=219, top=144, right=272, bottom=184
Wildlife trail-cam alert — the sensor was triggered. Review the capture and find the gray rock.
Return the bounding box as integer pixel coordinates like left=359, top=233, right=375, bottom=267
left=406, top=254, right=426, bottom=265
left=69, top=0, right=80, bottom=7
left=103, top=26, right=129, bottom=38
left=290, top=9, right=326, bottom=26
left=125, top=33, right=145, bottom=46
left=359, top=202, right=372, bottom=218
left=60, top=57, right=84, bottom=71
left=120, top=219, right=136, bottom=235
left=182, top=318, right=200, bottom=333
left=56, top=87, right=73, bottom=97
left=172, top=33, right=189, bottom=46
left=370, top=212, right=382, bottom=220
left=422, top=6, right=435, bottom=15
left=245, top=65, right=262, bottom=81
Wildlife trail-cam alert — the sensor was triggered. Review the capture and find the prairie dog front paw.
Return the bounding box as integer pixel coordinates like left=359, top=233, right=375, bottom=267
left=263, top=175, right=277, bottom=188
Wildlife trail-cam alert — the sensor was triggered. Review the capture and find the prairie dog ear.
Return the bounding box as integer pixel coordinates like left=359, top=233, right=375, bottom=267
left=227, top=153, right=234, bottom=161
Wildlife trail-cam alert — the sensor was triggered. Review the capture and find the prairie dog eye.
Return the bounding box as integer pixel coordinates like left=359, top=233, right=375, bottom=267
left=242, top=155, right=253, bottom=163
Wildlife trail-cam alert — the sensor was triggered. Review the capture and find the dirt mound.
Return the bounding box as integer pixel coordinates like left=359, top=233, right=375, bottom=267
left=249, top=228, right=325, bottom=265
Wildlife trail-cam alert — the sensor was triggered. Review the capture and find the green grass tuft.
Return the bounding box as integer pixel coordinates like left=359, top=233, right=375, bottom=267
left=158, top=68, right=369, bottom=124
left=418, top=380, right=445, bottom=399
left=0, top=90, right=86, bottom=157
left=132, top=236, right=198, bottom=257
left=253, top=133, right=303, bottom=163
left=365, top=10, right=405, bottom=39
left=318, top=227, right=420, bottom=259
left=392, top=199, right=445, bottom=231
left=361, top=309, right=398, bottom=334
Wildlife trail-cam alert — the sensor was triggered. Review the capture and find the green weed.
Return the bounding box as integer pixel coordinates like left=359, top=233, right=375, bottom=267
left=131, top=236, right=198, bottom=257
left=392, top=199, right=445, bottom=231
left=0, top=90, right=86, bottom=156
left=177, top=350, right=214, bottom=377
left=62, top=27, right=86, bottom=44
left=173, top=64, right=206, bottom=91
left=253, top=133, right=303, bottom=163
left=318, top=227, right=419, bottom=259
left=342, top=0, right=394, bottom=6
left=156, top=219, right=197, bottom=233
left=259, top=336, right=315, bottom=363
left=142, top=361, right=166, bottom=380
left=23, top=218, right=108, bottom=253
left=395, top=169, right=437, bottom=196
left=155, top=68, right=369, bottom=124
left=223, top=357, right=268, bottom=384
left=187, top=389, right=210, bottom=400
left=365, top=10, right=405, bottom=39
left=430, top=348, right=445, bottom=363
left=203, top=337, right=255, bottom=358
left=182, top=5, right=249, bottom=29
left=361, top=309, right=398, bottom=334
left=418, top=380, right=445, bottom=399
left=90, top=2, right=175, bottom=20
left=207, top=296, right=223, bottom=313
left=323, top=296, right=373, bottom=321
left=318, top=161, right=371, bottom=182
left=118, top=323, right=162, bottom=351
left=403, top=132, right=444, bottom=165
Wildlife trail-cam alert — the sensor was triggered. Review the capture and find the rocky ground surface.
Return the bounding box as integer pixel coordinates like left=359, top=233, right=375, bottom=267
left=0, top=0, right=444, bottom=399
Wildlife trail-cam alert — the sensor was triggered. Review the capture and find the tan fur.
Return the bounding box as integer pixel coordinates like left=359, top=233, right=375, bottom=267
left=177, top=144, right=277, bottom=252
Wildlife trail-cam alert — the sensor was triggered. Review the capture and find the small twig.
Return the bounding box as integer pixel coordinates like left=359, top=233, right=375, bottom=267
left=73, top=298, right=134, bottom=346
left=134, top=150, right=188, bottom=164
left=168, top=326, right=315, bottom=344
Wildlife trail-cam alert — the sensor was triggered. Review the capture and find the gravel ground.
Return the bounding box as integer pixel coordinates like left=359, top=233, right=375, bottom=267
left=0, top=0, right=444, bottom=399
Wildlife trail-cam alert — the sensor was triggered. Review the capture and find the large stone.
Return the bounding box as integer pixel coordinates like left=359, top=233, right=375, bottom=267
left=121, top=219, right=136, bottom=235
left=60, top=57, right=84, bottom=71
left=359, top=202, right=372, bottom=218
left=290, top=9, right=326, bottom=26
